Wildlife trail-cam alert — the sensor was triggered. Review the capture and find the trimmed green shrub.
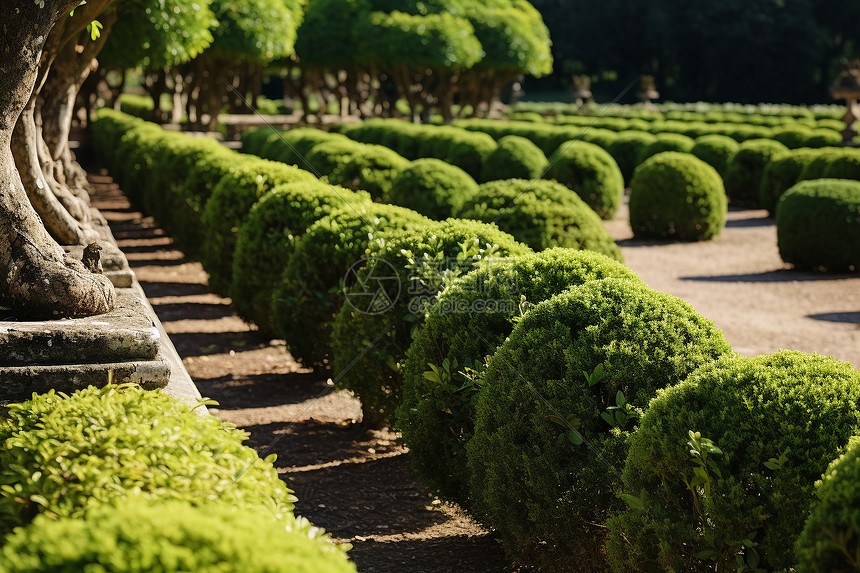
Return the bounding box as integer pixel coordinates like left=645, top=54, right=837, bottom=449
left=797, top=148, right=854, bottom=181
left=822, top=148, right=860, bottom=180
left=230, top=182, right=371, bottom=335
left=629, top=152, right=727, bottom=241
left=803, top=128, right=842, bottom=148
left=443, top=131, right=498, bottom=179
left=690, top=134, right=739, bottom=179
left=607, top=131, right=657, bottom=184
left=304, top=139, right=409, bottom=200
left=481, top=135, right=549, bottom=182
left=398, top=250, right=641, bottom=504
left=636, top=133, right=695, bottom=165
left=772, top=125, right=814, bottom=149
left=795, top=436, right=860, bottom=573
left=273, top=204, right=431, bottom=370
left=776, top=179, right=860, bottom=272
left=467, top=279, right=732, bottom=571
left=0, top=497, right=355, bottom=573
left=386, top=159, right=478, bottom=220
left=759, top=148, right=824, bottom=214
left=330, top=219, right=531, bottom=426
left=606, top=351, right=860, bottom=572
left=91, top=109, right=145, bottom=172
left=0, top=385, right=296, bottom=535
left=544, top=140, right=625, bottom=219
left=724, top=138, right=789, bottom=207
left=113, top=122, right=168, bottom=204
left=456, top=179, right=623, bottom=259
left=262, top=128, right=350, bottom=167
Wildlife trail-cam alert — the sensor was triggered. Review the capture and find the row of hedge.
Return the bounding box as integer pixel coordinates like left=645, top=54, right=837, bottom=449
left=0, top=385, right=354, bottom=572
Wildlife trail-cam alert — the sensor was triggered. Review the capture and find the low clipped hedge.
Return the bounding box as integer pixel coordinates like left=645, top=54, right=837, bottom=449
left=444, top=131, right=498, bottom=179
left=304, top=139, right=409, bottom=200
left=690, top=134, right=739, bottom=179
left=771, top=125, right=815, bottom=149
left=0, top=385, right=295, bottom=535
left=724, top=138, right=790, bottom=207
left=636, top=132, right=695, bottom=165
left=544, top=140, right=625, bottom=219
left=607, top=131, right=657, bottom=184
left=776, top=179, right=860, bottom=272
left=245, top=127, right=349, bottom=168
left=797, top=148, right=855, bottom=181
left=629, top=152, right=727, bottom=241
left=456, top=179, right=623, bottom=259
left=822, top=148, right=860, bottom=180
left=481, top=135, right=549, bottom=182
left=0, top=497, right=355, bottom=573
left=795, top=437, right=860, bottom=572
left=330, top=219, right=531, bottom=426
left=398, top=250, right=641, bottom=504
left=607, top=351, right=860, bottom=572
left=273, top=204, right=430, bottom=370
left=467, top=279, right=732, bottom=571
left=230, top=182, right=370, bottom=335
left=385, top=159, right=478, bottom=220
left=759, top=148, right=824, bottom=214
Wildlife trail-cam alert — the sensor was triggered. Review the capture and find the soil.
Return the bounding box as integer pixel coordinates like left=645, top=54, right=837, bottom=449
left=87, top=172, right=859, bottom=573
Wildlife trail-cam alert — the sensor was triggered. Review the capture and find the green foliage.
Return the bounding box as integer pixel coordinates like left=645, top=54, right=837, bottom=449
left=690, top=134, right=740, bottom=179
left=330, top=219, right=531, bottom=426
left=295, top=0, right=367, bottom=69
left=607, top=352, right=860, bottom=572
left=456, top=179, right=623, bottom=259
left=629, top=152, right=727, bottom=241
left=467, top=279, right=731, bottom=571
left=230, top=182, right=370, bottom=335
left=463, top=1, right=553, bottom=76
left=0, top=497, right=354, bottom=573
left=481, top=135, right=549, bottom=182
left=759, top=148, right=825, bottom=214
left=545, top=140, right=625, bottom=219
left=636, top=133, right=695, bottom=165
left=273, top=204, right=430, bottom=370
left=822, top=148, right=860, bottom=180
left=607, top=131, right=657, bottom=184
left=776, top=179, right=860, bottom=273
left=258, top=128, right=351, bottom=168
left=772, top=125, right=815, bottom=149
left=304, top=139, right=409, bottom=200
left=0, top=385, right=295, bottom=535
left=398, top=250, right=641, bottom=503
left=386, top=159, right=478, bottom=220
left=207, top=0, right=301, bottom=63
left=724, top=138, right=790, bottom=207
left=443, top=131, right=499, bottom=179
left=795, top=437, right=860, bottom=573
left=797, top=148, right=854, bottom=181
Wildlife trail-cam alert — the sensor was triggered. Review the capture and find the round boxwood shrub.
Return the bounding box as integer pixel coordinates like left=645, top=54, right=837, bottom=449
left=385, top=158, right=478, bottom=220
left=606, top=351, right=860, bottom=573
left=481, top=135, right=549, bottom=182
left=724, top=138, right=789, bottom=207
left=0, top=385, right=295, bottom=535
left=759, top=148, right=824, bottom=214
left=230, top=182, right=370, bottom=335
left=690, top=134, right=740, bottom=179
left=456, top=179, right=623, bottom=259
left=776, top=179, right=860, bottom=272
left=467, top=279, right=732, bottom=571
left=273, top=204, right=431, bottom=370
left=330, top=219, right=531, bottom=426
left=629, top=152, right=727, bottom=241
left=795, top=437, right=860, bottom=573
left=0, top=498, right=355, bottom=573
left=398, top=250, right=641, bottom=504
left=772, top=125, right=814, bottom=149
left=636, top=133, right=696, bottom=165
left=822, top=148, right=860, bottom=180
left=304, top=139, right=409, bottom=200
left=803, top=127, right=842, bottom=148
left=262, top=128, right=348, bottom=167
left=544, top=140, right=625, bottom=219
left=607, top=131, right=657, bottom=184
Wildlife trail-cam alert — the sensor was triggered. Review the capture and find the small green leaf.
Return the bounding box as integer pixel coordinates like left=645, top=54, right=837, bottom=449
left=616, top=390, right=625, bottom=407
left=566, top=429, right=583, bottom=445
left=600, top=412, right=615, bottom=426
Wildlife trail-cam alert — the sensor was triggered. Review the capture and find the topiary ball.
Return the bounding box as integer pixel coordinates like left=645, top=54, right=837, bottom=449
left=467, top=279, right=732, bottom=572
left=724, top=138, right=789, bottom=207
left=544, top=140, right=625, bottom=219
left=481, top=135, right=549, bottom=182
left=822, top=148, right=860, bottom=180
left=398, top=250, right=641, bottom=505
left=771, top=125, right=814, bottom=149
left=629, top=152, right=727, bottom=241
left=0, top=497, right=355, bottom=573
left=443, top=131, right=498, bottom=179
left=272, top=204, right=431, bottom=370
left=305, top=139, right=409, bottom=200
left=776, top=179, right=860, bottom=272
left=607, top=351, right=860, bottom=573
left=636, top=133, right=696, bottom=165
left=690, top=134, right=740, bottom=179
left=607, top=131, right=657, bottom=185
left=759, top=148, right=824, bottom=215
left=456, top=179, right=623, bottom=259
left=385, top=158, right=478, bottom=220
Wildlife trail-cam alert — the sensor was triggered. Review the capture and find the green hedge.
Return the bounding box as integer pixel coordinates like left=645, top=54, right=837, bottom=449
left=398, top=250, right=641, bottom=504
left=467, top=279, right=732, bottom=571
left=243, top=127, right=349, bottom=168
left=636, top=132, right=696, bottom=165
left=456, top=179, right=623, bottom=259
left=386, top=158, right=478, bottom=220
left=481, top=135, right=549, bottom=181
left=629, top=152, right=727, bottom=241
left=607, top=131, right=657, bottom=184
left=776, top=179, right=860, bottom=272
left=759, top=148, right=824, bottom=214
left=273, top=204, right=430, bottom=370
left=607, top=351, right=860, bottom=572
left=330, top=219, right=531, bottom=426
left=544, top=140, right=625, bottom=219
left=721, top=138, right=790, bottom=207
left=304, top=139, right=409, bottom=200
left=690, top=134, right=739, bottom=179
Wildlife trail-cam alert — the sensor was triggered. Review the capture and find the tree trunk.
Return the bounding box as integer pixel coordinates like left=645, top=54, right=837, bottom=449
left=1, top=0, right=115, bottom=318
